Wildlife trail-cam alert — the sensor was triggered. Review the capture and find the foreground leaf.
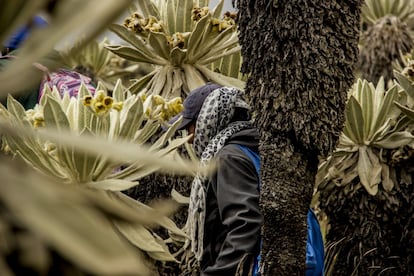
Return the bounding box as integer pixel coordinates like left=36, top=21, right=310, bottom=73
left=0, top=158, right=149, bottom=275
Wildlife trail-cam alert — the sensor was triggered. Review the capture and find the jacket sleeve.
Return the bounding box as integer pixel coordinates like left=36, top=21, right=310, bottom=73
left=202, top=146, right=262, bottom=276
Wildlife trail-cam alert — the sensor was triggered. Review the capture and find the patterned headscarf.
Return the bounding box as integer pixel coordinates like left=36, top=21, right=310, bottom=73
left=186, top=86, right=252, bottom=261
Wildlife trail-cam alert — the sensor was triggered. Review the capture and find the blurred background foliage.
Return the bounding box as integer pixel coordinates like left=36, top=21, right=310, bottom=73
left=357, top=0, right=414, bottom=86
left=0, top=0, right=208, bottom=275
left=2, top=0, right=414, bottom=275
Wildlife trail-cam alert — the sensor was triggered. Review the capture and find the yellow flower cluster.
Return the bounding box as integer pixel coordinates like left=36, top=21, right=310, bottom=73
left=83, top=90, right=123, bottom=116
left=124, top=13, right=164, bottom=34
left=192, top=6, right=210, bottom=22
left=167, top=32, right=190, bottom=49
left=145, top=95, right=183, bottom=121
left=26, top=109, right=45, bottom=129
left=211, top=11, right=237, bottom=32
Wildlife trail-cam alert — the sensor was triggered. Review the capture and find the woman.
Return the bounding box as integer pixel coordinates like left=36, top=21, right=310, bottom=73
left=171, top=83, right=262, bottom=276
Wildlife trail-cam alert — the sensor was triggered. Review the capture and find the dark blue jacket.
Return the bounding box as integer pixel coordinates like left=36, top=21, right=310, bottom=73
left=200, top=128, right=262, bottom=276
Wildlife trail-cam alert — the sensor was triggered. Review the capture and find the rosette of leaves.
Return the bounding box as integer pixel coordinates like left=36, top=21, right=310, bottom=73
left=358, top=0, right=414, bottom=85
left=1, top=81, right=187, bottom=187
left=316, top=78, right=414, bottom=196
left=362, top=0, right=414, bottom=28
left=106, top=0, right=244, bottom=98
left=0, top=80, right=193, bottom=263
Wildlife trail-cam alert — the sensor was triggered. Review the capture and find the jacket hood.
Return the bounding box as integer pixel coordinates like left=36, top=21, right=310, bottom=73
left=227, top=128, right=259, bottom=149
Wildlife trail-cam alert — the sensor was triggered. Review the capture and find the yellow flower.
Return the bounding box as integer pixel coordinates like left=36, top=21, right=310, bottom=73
left=95, top=90, right=106, bottom=102
left=93, top=102, right=107, bottom=115
left=33, top=120, right=45, bottom=129
left=149, top=22, right=163, bottom=32
left=192, top=6, right=210, bottom=21
left=167, top=97, right=184, bottom=115
left=124, top=13, right=147, bottom=33
left=83, top=95, right=93, bottom=106
left=145, top=106, right=152, bottom=118
left=103, top=96, right=114, bottom=108
left=169, top=103, right=184, bottom=115
left=112, top=102, right=124, bottom=111
left=219, top=21, right=231, bottom=32
left=160, top=111, right=170, bottom=122
left=167, top=32, right=187, bottom=49
left=152, top=95, right=166, bottom=106
left=211, top=17, right=221, bottom=26
left=34, top=113, right=44, bottom=122
left=168, top=97, right=182, bottom=105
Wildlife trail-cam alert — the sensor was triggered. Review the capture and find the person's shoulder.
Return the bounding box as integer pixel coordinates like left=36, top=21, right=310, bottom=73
left=216, top=144, right=249, bottom=161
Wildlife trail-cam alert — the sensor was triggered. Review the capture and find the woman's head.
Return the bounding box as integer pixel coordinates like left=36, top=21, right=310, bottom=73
left=170, top=83, right=251, bottom=155
left=169, top=82, right=222, bottom=131
left=192, top=87, right=250, bottom=157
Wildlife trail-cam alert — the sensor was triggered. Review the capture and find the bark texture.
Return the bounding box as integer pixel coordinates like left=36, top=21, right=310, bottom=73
left=236, top=1, right=363, bottom=274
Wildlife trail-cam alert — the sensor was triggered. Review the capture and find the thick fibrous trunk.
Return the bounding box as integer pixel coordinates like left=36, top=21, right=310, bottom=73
left=260, top=138, right=316, bottom=274
left=236, top=0, right=363, bottom=274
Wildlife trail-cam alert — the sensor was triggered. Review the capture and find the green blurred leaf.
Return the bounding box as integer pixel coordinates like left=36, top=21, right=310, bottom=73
left=357, top=146, right=378, bottom=196
left=119, top=96, right=145, bottom=139
left=108, top=24, right=167, bottom=65
left=212, top=0, right=225, bottom=18
left=0, top=0, right=132, bottom=95
left=44, top=96, right=78, bottom=181
left=105, top=45, right=156, bottom=64
left=186, top=14, right=211, bottom=61
left=195, top=64, right=245, bottom=89
left=0, top=160, right=150, bottom=275
left=128, top=70, right=158, bottom=94
left=344, top=96, right=365, bottom=144
left=359, top=80, right=374, bottom=137
left=371, top=85, right=399, bottom=135
left=114, top=222, right=171, bottom=255
left=0, top=119, right=211, bottom=177
left=109, top=192, right=186, bottom=238
left=183, top=64, right=207, bottom=91
left=381, top=163, right=394, bottom=192
left=373, top=131, right=414, bottom=149
left=175, top=0, right=193, bottom=32
left=135, top=0, right=160, bottom=18
left=395, top=101, right=414, bottom=121
left=171, top=188, right=190, bottom=204
left=86, top=179, right=139, bottom=191
left=193, top=27, right=239, bottom=62
left=395, top=70, right=414, bottom=99
left=6, top=95, right=27, bottom=119
left=0, top=0, right=48, bottom=43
